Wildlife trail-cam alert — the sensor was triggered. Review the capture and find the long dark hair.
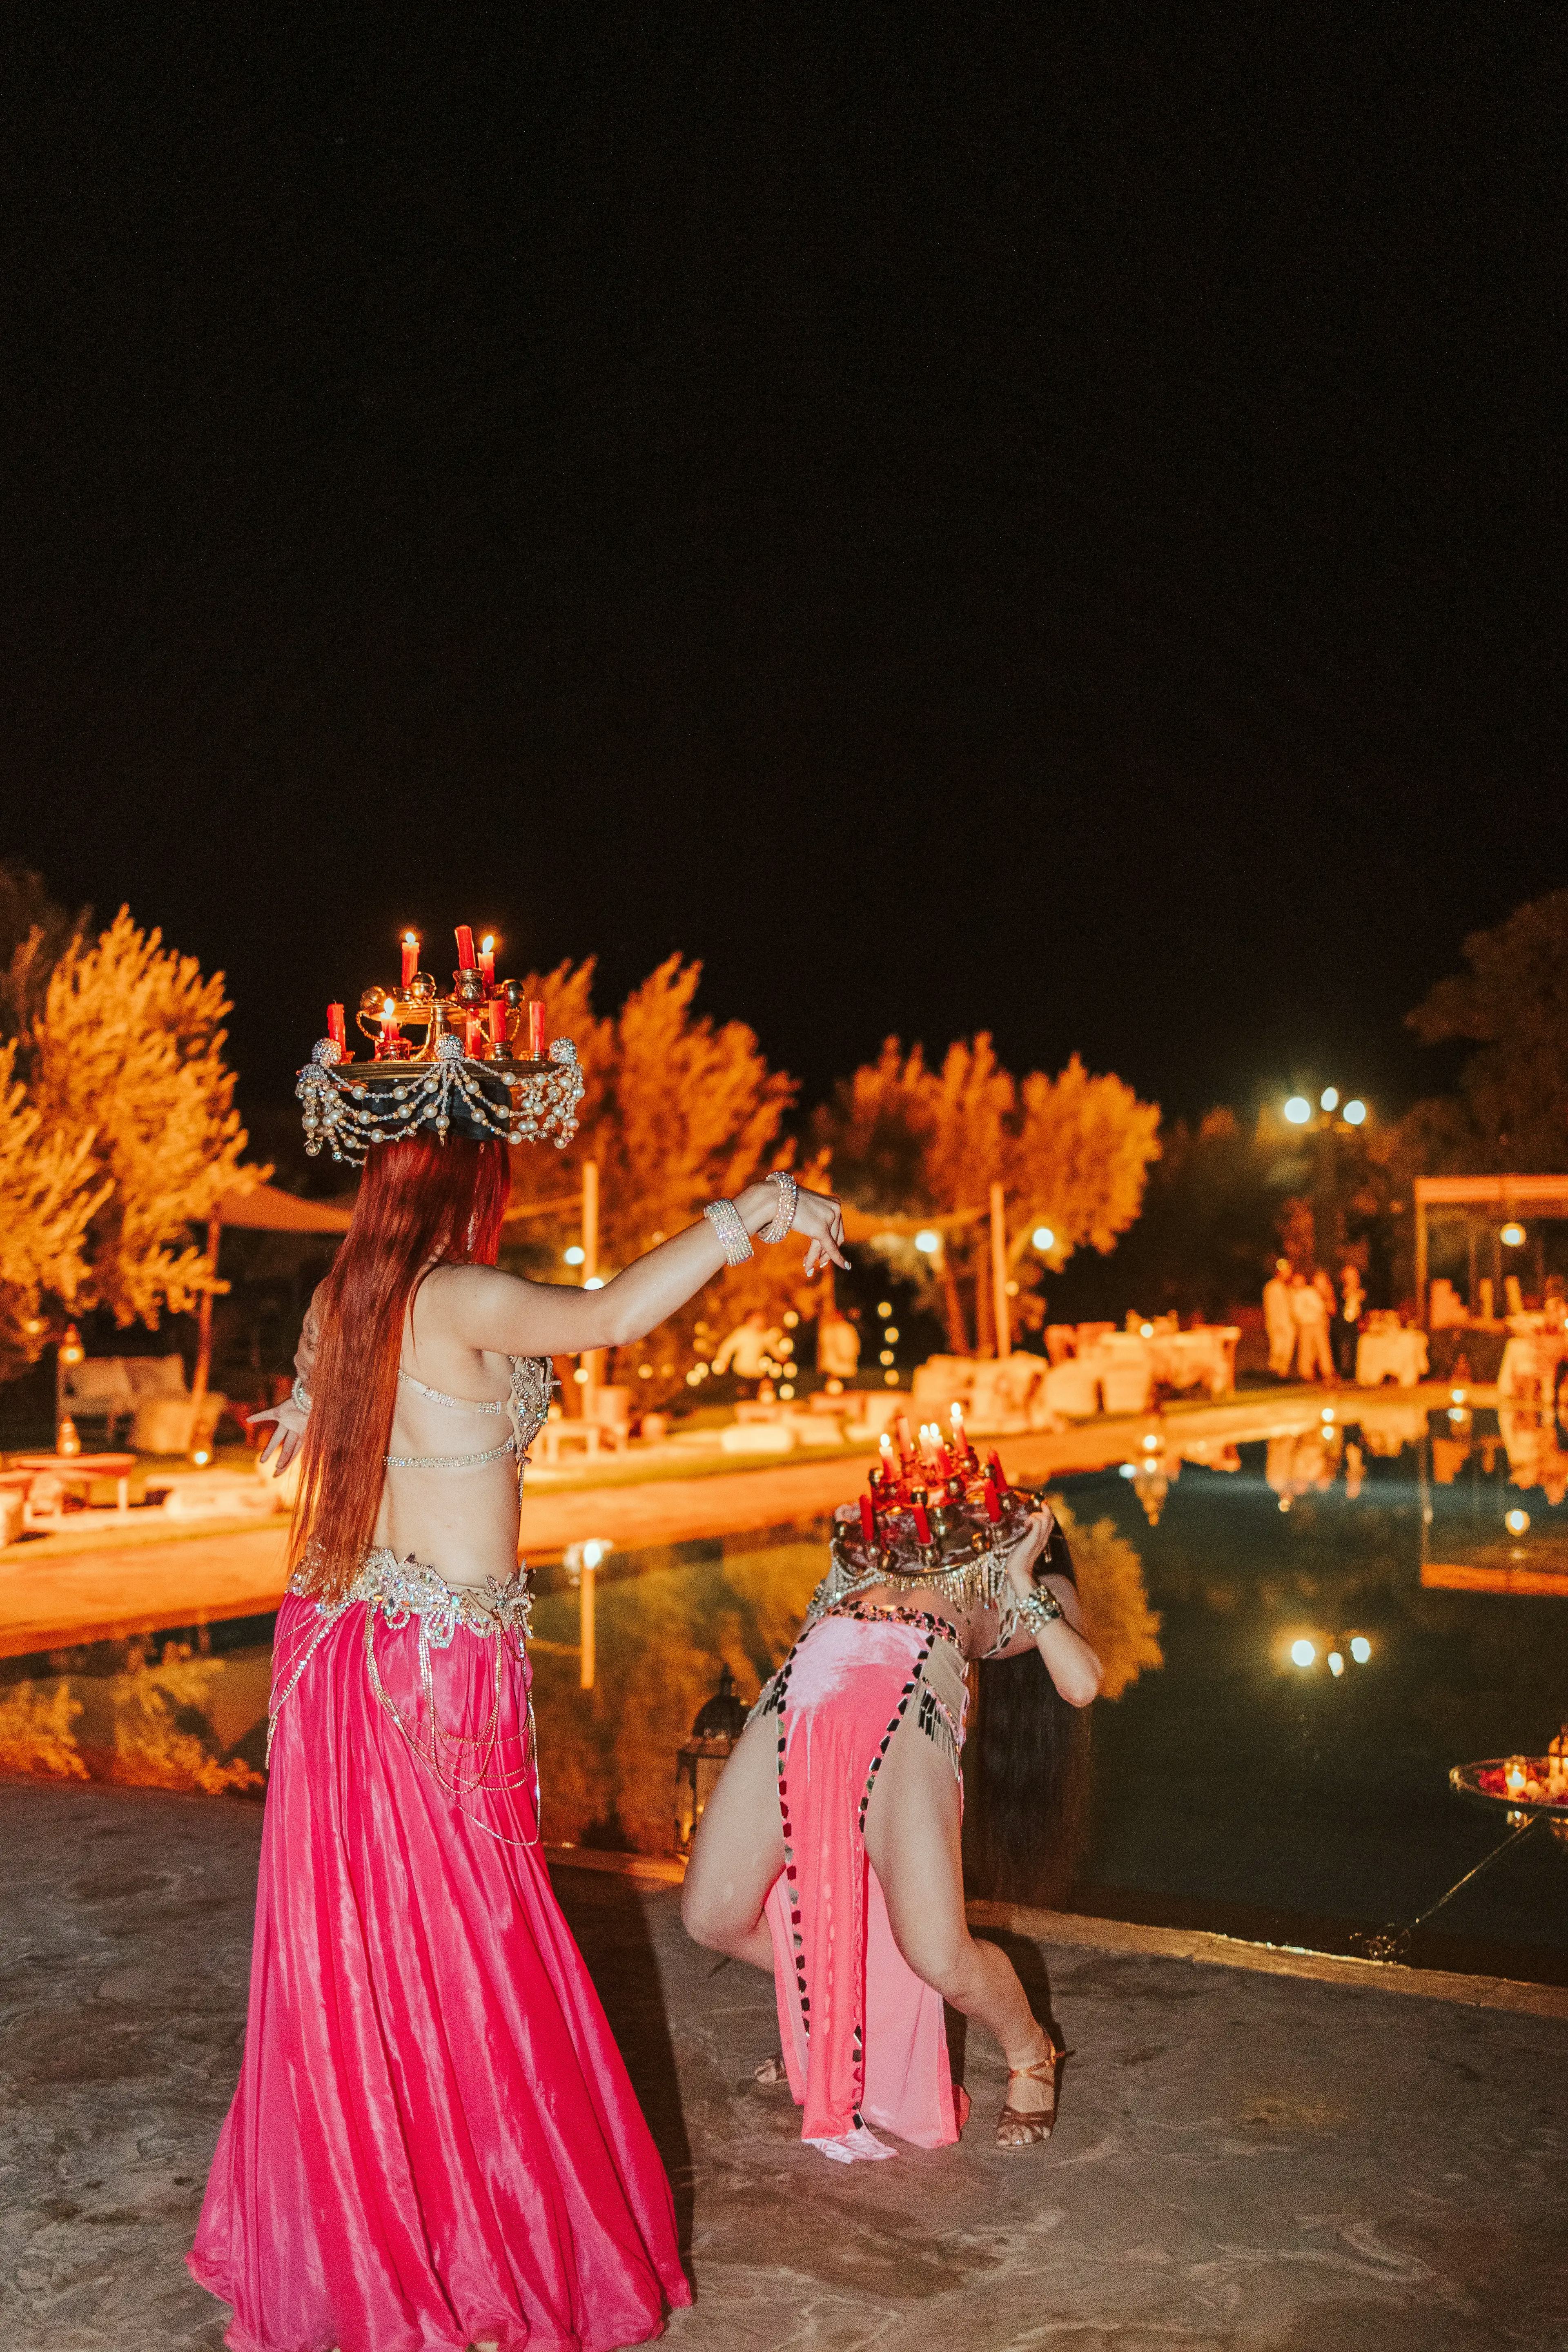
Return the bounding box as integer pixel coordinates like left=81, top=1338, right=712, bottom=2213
left=962, top=1517, right=1093, bottom=1909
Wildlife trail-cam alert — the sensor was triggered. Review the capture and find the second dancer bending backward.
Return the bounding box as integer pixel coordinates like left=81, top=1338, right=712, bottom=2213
left=682, top=1494, right=1102, bottom=2158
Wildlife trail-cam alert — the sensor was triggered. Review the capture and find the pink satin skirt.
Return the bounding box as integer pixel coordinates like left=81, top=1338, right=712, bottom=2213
left=189, top=1586, right=690, bottom=2352
left=762, top=1605, right=970, bottom=2162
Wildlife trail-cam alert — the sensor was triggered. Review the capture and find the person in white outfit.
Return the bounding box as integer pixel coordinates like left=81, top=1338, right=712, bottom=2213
left=1291, top=1270, right=1334, bottom=1383
left=711, top=1308, right=781, bottom=1382
left=1263, top=1260, right=1296, bottom=1379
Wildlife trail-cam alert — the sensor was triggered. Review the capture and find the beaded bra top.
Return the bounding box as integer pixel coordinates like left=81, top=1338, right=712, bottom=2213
left=383, top=1354, right=553, bottom=1490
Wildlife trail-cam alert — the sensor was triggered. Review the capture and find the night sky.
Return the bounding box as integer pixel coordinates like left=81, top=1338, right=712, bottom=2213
left=4, top=11, right=1564, bottom=1129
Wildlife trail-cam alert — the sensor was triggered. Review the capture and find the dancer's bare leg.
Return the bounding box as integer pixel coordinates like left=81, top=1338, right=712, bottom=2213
left=680, top=1708, right=784, bottom=1973
left=862, top=1724, right=1052, bottom=2114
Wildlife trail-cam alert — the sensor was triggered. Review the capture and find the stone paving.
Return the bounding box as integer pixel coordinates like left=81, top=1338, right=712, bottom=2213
left=2, top=1775, right=1565, bottom=2352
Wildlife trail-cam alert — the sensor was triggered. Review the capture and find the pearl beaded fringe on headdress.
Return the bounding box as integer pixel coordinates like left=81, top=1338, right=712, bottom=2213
left=295, top=925, right=586, bottom=1163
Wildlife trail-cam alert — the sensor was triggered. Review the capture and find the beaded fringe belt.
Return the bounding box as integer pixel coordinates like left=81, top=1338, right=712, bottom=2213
left=270, top=1550, right=540, bottom=1845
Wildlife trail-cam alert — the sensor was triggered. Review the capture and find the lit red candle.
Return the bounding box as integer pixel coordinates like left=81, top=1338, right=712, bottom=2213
left=912, top=1500, right=931, bottom=1544
left=326, top=1002, right=346, bottom=1051
left=479, top=934, right=496, bottom=989
left=878, top=1431, right=895, bottom=1486
left=859, top=1493, right=876, bottom=1544
left=401, top=931, right=419, bottom=987
left=528, top=999, right=547, bottom=1058
left=378, top=995, right=400, bottom=1054
left=455, top=924, right=477, bottom=971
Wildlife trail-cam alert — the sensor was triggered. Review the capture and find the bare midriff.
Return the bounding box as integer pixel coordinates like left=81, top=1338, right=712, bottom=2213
left=370, top=1270, right=528, bottom=1592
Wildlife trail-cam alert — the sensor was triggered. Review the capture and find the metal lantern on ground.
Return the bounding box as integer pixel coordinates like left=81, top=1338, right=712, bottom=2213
left=674, top=1666, right=748, bottom=1855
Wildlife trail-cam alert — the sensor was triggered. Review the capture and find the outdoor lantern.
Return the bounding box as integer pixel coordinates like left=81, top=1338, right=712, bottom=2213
left=674, top=1665, right=749, bottom=1855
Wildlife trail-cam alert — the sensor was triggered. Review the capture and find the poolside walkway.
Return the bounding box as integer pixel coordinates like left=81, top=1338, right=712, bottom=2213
left=3, top=1775, right=1564, bottom=2352
left=1, top=1385, right=1466, bottom=1659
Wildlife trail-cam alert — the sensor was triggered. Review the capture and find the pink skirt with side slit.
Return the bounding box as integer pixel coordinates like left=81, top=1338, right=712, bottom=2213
left=761, top=1604, right=970, bottom=2162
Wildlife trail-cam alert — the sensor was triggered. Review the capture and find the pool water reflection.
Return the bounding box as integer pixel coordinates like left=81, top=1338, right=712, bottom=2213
left=3, top=1402, right=1564, bottom=1975
left=1080, top=1400, right=1568, bottom=1971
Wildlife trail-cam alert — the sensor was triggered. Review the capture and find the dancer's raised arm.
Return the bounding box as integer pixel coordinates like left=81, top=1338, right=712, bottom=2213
left=995, top=1511, right=1103, bottom=1705
left=437, top=1179, right=848, bottom=1360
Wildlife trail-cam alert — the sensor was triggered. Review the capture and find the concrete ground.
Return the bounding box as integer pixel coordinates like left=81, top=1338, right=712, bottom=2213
left=2, top=1778, right=1565, bottom=2352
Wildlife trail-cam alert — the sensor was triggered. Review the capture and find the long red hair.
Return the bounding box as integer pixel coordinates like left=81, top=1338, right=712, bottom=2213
left=288, top=1132, right=512, bottom=1599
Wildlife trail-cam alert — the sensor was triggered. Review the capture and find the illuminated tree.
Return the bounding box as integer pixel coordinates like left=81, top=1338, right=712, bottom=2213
left=818, top=1036, right=1160, bottom=1352
left=0, top=859, right=82, bottom=1039
left=1405, top=888, right=1568, bottom=1172
left=22, top=910, right=257, bottom=1328
left=506, top=956, right=800, bottom=1400
left=0, top=1038, right=108, bottom=1377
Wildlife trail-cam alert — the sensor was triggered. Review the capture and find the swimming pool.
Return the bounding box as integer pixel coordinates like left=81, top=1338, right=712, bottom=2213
left=4, top=1401, right=1564, bottom=1976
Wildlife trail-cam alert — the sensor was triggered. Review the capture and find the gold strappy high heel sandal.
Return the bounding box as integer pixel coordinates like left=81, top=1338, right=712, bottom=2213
left=996, top=2043, right=1064, bottom=2149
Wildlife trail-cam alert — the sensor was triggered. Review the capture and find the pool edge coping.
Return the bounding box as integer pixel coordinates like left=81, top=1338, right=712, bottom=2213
left=542, top=1846, right=1568, bottom=2022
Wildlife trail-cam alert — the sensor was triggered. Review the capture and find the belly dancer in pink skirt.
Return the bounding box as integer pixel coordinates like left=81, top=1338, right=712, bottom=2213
left=683, top=1428, right=1102, bottom=2160
left=187, top=941, right=849, bottom=2352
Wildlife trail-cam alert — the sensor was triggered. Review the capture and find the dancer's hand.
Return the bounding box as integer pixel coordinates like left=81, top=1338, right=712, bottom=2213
left=782, top=1184, right=850, bottom=1277
left=1002, top=1501, right=1057, bottom=1597
left=249, top=1399, right=308, bottom=1474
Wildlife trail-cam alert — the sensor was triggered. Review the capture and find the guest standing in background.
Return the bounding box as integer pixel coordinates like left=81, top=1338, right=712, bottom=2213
left=711, top=1307, right=782, bottom=1390
left=1263, top=1259, right=1296, bottom=1380
left=1334, top=1263, right=1365, bottom=1381
left=1292, top=1269, right=1334, bottom=1383
left=817, top=1305, right=862, bottom=1382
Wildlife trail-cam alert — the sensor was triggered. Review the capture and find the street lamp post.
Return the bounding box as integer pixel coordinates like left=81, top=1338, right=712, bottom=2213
left=1282, top=1089, right=1368, bottom=1271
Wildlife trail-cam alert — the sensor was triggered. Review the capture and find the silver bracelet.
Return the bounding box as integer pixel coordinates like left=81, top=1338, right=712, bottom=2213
left=703, top=1197, right=754, bottom=1267
left=760, top=1169, right=798, bottom=1245
left=1013, top=1584, right=1064, bottom=1639
left=291, top=1375, right=312, bottom=1415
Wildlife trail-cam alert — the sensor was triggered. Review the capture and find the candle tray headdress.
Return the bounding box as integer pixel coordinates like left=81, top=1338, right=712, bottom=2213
left=806, top=1410, right=1038, bottom=1621
left=296, top=925, right=586, bottom=1163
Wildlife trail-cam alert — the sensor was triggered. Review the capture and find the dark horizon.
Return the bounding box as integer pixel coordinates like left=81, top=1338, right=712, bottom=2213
left=4, top=11, right=1564, bottom=1130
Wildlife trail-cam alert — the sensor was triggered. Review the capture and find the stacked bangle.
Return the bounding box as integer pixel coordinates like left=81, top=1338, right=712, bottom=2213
left=1013, top=1585, right=1064, bottom=1639
left=703, top=1198, right=754, bottom=1266
left=760, top=1170, right=799, bottom=1244
left=291, top=1376, right=312, bottom=1416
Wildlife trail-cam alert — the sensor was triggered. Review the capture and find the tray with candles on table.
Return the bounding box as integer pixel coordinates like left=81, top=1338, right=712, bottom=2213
left=1450, top=1737, right=1568, bottom=1818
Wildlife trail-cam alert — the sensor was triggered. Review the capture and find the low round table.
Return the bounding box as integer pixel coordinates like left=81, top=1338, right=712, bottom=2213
left=9, top=1451, right=138, bottom=1520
